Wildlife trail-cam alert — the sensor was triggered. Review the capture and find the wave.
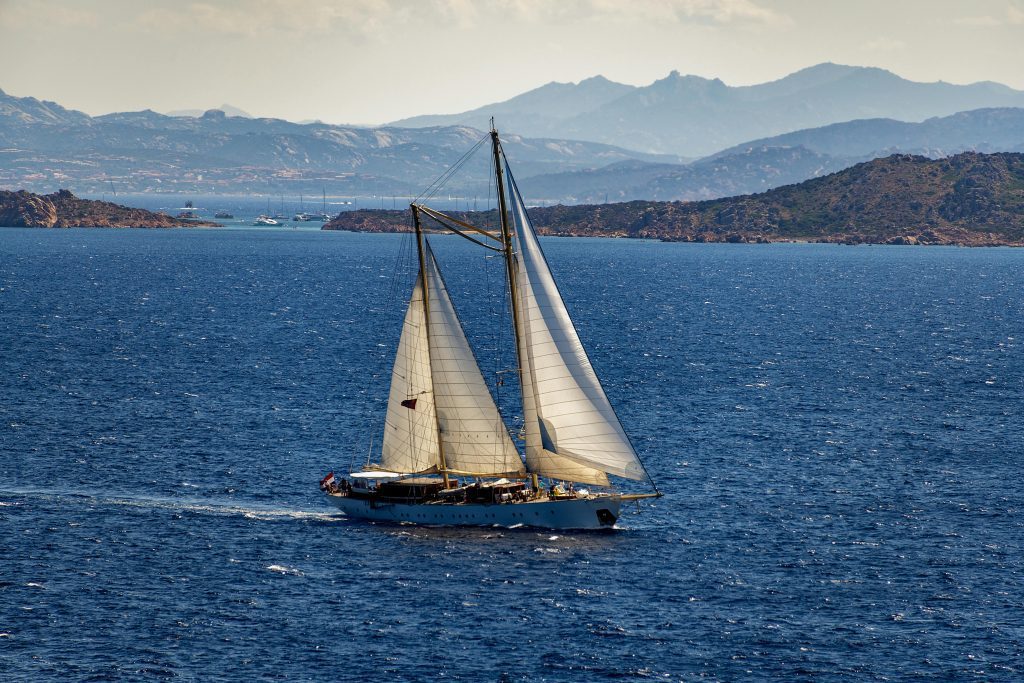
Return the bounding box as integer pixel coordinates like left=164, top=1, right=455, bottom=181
left=265, top=564, right=304, bottom=576
left=0, top=487, right=342, bottom=522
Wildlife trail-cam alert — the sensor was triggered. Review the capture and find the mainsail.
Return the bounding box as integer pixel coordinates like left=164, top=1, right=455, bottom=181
left=506, top=163, right=648, bottom=484
left=423, top=245, right=525, bottom=477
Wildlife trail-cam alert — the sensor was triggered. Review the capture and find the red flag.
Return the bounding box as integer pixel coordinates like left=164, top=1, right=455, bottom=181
left=401, top=398, right=417, bottom=409
left=320, top=472, right=335, bottom=489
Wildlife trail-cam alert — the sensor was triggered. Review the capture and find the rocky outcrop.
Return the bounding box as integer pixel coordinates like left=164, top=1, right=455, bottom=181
left=0, top=190, right=58, bottom=227
left=0, top=189, right=220, bottom=228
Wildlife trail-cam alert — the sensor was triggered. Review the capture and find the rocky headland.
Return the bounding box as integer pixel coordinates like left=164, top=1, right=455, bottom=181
left=323, top=152, right=1024, bottom=246
left=0, top=189, right=219, bottom=228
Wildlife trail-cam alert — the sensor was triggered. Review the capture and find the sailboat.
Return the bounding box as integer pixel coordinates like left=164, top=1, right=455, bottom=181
left=322, top=127, right=660, bottom=529
left=176, top=200, right=199, bottom=219
left=310, top=187, right=331, bottom=221
left=272, top=195, right=289, bottom=221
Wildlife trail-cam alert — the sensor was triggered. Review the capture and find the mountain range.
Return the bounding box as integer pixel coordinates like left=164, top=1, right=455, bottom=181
left=3, top=63, right=1024, bottom=202
left=391, top=63, right=1024, bottom=156
left=0, top=88, right=677, bottom=196
left=526, top=108, right=1024, bottom=202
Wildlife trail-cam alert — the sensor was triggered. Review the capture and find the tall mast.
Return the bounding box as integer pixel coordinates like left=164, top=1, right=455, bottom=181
left=412, top=205, right=450, bottom=487
left=490, top=125, right=538, bottom=491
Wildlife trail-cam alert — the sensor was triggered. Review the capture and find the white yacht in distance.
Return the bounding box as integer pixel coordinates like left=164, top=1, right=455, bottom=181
left=253, top=215, right=278, bottom=226
left=321, top=126, right=660, bottom=529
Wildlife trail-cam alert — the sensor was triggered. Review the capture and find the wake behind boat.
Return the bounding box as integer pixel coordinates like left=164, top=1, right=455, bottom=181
left=322, top=126, right=660, bottom=530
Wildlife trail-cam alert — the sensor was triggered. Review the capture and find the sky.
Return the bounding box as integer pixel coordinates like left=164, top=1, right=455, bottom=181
left=1, top=0, right=1023, bottom=125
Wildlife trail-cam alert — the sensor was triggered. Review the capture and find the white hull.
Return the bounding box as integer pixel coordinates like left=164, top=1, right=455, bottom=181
left=325, top=492, right=622, bottom=530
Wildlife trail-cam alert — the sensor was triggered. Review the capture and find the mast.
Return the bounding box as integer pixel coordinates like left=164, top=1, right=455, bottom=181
left=412, top=204, right=450, bottom=487
left=490, top=125, right=539, bottom=492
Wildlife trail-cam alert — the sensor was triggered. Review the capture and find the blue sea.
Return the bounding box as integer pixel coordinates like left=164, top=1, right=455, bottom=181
left=1, top=227, right=1022, bottom=681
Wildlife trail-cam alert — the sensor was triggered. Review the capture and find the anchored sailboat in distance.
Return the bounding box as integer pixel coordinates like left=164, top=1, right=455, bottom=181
left=321, top=126, right=660, bottom=529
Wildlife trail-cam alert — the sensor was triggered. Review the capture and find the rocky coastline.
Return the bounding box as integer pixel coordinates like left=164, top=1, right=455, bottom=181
left=323, top=152, right=1024, bottom=247
left=0, top=189, right=219, bottom=228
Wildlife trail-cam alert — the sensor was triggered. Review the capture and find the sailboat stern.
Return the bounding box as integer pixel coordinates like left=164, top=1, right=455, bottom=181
left=595, top=507, right=618, bottom=527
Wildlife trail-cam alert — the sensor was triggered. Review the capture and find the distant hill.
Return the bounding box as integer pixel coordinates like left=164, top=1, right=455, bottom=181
left=166, top=104, right=254, bottom=118
left=390, top=63, right=1024, bottom=156
left=0, top=88, right=678, bottom=196
left=521, top=108, right=1024, bottom=202
left=708, top=107, right=1024, bottom=160
left=0, top=87, right=90, bottom=125
left=323, top=152, right=1024, bottom=246
left=525, top=145, right=850, bottom=203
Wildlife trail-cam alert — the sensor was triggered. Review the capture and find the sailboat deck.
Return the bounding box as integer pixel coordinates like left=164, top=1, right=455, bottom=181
left=342, top=478, right=596, bottom=506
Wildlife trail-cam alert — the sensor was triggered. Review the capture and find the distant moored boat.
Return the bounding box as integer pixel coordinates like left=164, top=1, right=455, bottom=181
left=176, top=200, right=199, bottom=219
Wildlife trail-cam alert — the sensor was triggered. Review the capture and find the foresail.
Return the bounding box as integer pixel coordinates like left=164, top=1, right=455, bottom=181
left=424, top=245, right=525, bottom=477
left=517, top=302, right=610, bottom=486
left=507, top=163, right=647, bottom=483
left=380, top=274, right=441, bottom=474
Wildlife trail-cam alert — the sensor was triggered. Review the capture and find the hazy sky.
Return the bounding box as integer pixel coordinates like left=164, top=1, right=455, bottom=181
left=1, top=0, right=1023, bottom=125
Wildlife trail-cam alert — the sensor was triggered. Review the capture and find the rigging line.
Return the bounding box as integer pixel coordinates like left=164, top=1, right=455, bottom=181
left=420, top=133, right=487, bottom=203
left=485, top=148, right=515, bottom=451
left=414, top=132, right=489, bottom=205
left=486, top=152, right=495, bottom=231
left=416, top=205, right=503, bottom=243
left=418, top=212, right=504, bottom=252
left=373, top=214, right=417, bottom=465
left=384, top=222, right=410, bottom=310
left=485, top=156, right=508, bottom=426
left=420, top=150, right=478, bottom=207
left=480, top=226, right=504, bottom=461
left=491, top=143, right=520, bottom=448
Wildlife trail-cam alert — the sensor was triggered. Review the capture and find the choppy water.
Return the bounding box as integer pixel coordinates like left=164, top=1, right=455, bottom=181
left=1, top=227, right=1022, bottom=681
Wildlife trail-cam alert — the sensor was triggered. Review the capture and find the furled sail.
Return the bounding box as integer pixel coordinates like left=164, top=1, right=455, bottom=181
left=507, top=163, right=647, bottom=484
left=424, top=245, right=526, bottom=477
left=379, top=274, right=441, bottom=474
